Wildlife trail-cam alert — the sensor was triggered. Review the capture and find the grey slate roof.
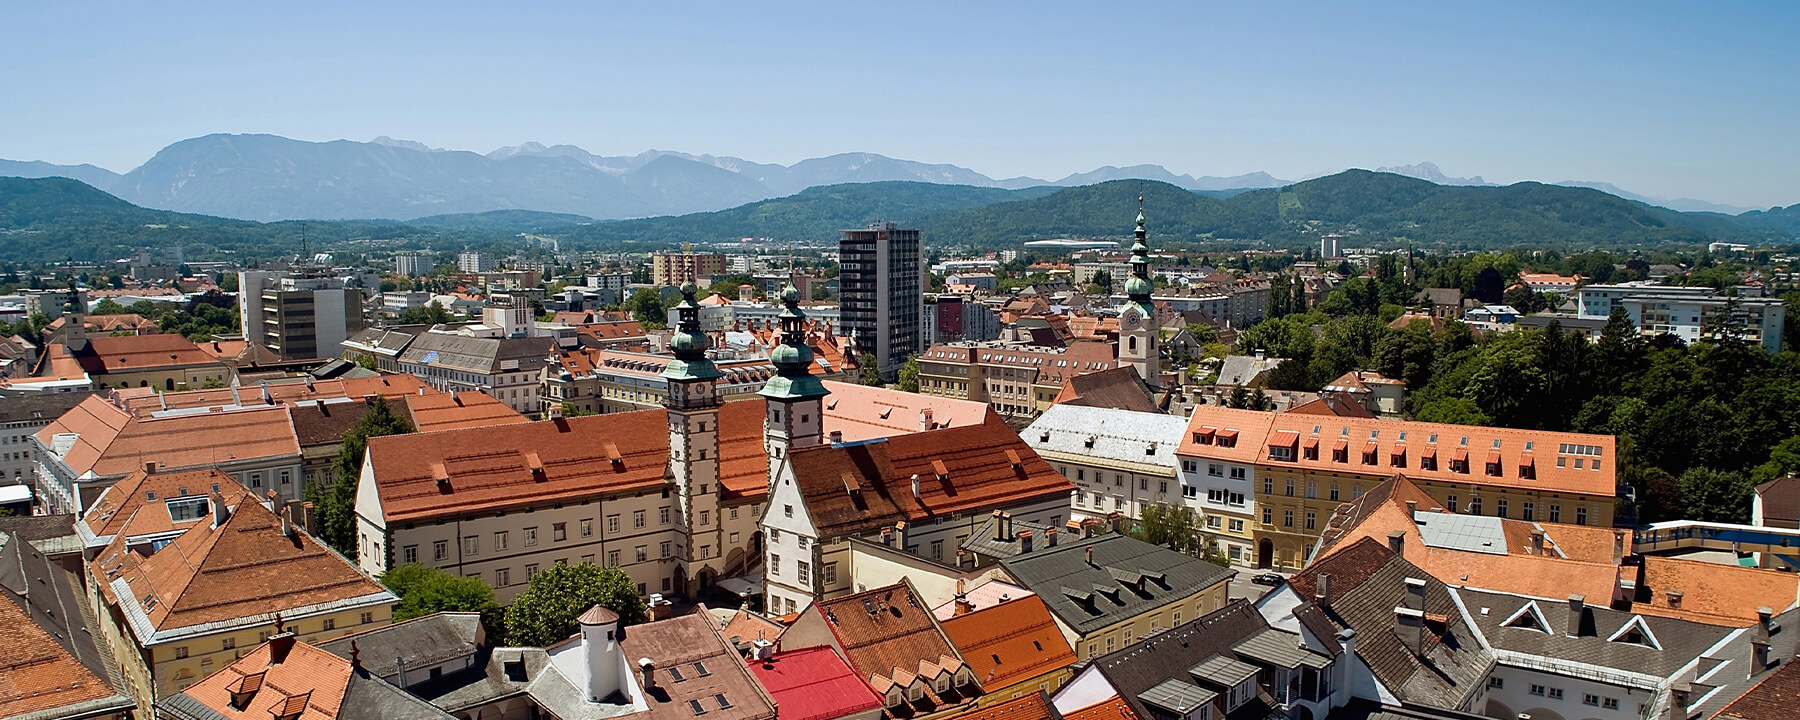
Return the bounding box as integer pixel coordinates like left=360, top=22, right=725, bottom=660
left=1000, top=533, right=1236, bottom=636
left=0, top=390, right=88, bottom=424
left=1085, top=600, right=1288, bottom=720
left=0, top=530, right=134, bottom=716
left=1455, top=587, right=1732, bottom=680
left=960, top=514, right=1056, bottom=560
left=1023, top=404, right=1188, bottom=469
left=1215, top=355, right=1283, bottom=386
left=398, top=333, right=553, bottom=374
left=318, top=611, right=483, bottom=682
left=1411, top=512, right=1508, bottom=556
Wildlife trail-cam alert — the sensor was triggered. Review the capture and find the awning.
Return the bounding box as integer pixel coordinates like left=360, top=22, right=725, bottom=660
left=1391, top=443, right=1407, bottom=458
left=1487, top=450, right=1503, bottom=465
left=1217, top=429, right=1240, bottom=441
left=1333, top=439, right=1350, bottom=454
left=1269, top=430, right=1301, bottom=448
left=1451, top=447, right=1468, bottom=461
left=1303, top=436, right=1320, bottom=451
left=1421, top=445, right=1438, bottom=459
left=1362, top=441, right=1379, bottom=454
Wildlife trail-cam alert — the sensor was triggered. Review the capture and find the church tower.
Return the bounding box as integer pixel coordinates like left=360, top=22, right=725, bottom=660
left=661, top=280, right=724, bottom=588
left=1119, top=196, right=1160, bottom=387
left=759, top=283, right=831, bottom=491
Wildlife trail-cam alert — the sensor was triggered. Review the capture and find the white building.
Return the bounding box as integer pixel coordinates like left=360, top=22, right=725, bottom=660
left=1577, top=284, right=1785, bottom=351
left=457, top=251, right=497, bottom=273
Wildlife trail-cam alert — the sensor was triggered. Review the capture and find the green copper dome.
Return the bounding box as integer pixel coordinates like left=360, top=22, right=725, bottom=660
left=780, top=284, right=800, bottom=303
left=662, top=280, right=721, bottom=381
left=1125, top=275, right=1153, bottom=297
left=759, top=282, right=828, bottom=401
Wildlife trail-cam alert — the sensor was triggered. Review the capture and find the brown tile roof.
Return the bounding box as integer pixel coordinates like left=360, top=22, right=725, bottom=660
left=620, top=611, right=776, bottom=720
left=718, top=608, right=785, bottom=648
left=1178, top=405, right=1617, bottom=497
left=74, top=333, right=226, bottom=374
left=1756, top=477, right=1800, bottom=525
left=109, top=374, right=429, bottom=412
left=93, top=490, right=391, bottom=641
left=1060, top=696, right=1138, bottom=720
left=787, top=417, right=1075, bottom=537
left=807, top=582, right=969, bottom=708
left=37, top=396, right=301, bottom=479
left=1050, top=366, right=1159, bottom=414
left=820, top=381, right=1001, bottom=441
left=397, top=390, right=528, bottom=433
left=0, top=587, right=121, bottom=718
left=1633, top=556, right=1800, bottom=626
left=48, top=313, right=161, bottom=334
left=939, top=692, right=1060, bottom=720
left=1284, top=393, right=1377, bottom=418
left=1716, top=657, right=1800, bottom=720
left=172, top=636, right=352, bottom=720
left=937, top=596, right=1076, bottom=691
left=78, top=466, right=249, bottom=544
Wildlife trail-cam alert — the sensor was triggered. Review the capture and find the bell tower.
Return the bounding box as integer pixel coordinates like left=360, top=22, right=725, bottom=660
left=661, top=280, right=723, bottom=584
left=1120, top=196, right=1160, bottom=387
left=759, top=283, right=831, bottom=491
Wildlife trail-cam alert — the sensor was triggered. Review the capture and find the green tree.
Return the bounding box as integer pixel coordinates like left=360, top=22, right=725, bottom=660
left=623, top=288, right=668, bottom=330
left=398, top=301, right=452, bottom=325
left=1227, top=385, right=1252, bottom=409
left=308, top=397, right=414, bottom=561
left=504, top=563, right=648, bottom=647
left=859, top=353, right=882, bottom=386
left=1676, top=467, right=1754, bottom=524
left=1184, top=323, right=1219, bottom=346
left=382, top=563, right=501, bottom=623
left=92, top=298, right=126, bottom=315
left=1414, top=397, right=1493, bottom=426
left=896, top=353, right=921, bottom=392
left=1752, top=437, right=1800, bottom=483
left=1130, top=503, right=1203, bottom=554
left=559, top=401, right=597, bottom=418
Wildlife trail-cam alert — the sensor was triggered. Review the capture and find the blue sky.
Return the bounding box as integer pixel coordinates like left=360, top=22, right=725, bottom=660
left=3, top=1, right=1796, bottom=208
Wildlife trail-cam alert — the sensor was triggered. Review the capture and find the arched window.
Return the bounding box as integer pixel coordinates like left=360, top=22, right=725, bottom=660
left=1129, top=336, right=1138, bottom=352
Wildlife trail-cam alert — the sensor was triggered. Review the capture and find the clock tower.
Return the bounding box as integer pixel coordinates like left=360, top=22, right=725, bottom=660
left=661, top=280, right=724, bottom=589
left=759, top=283, right=831, bottom=491
left=1120, top=196, right=1161, bottom=387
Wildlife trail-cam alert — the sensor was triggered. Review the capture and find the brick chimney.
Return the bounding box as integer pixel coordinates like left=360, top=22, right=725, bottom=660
left=1566, top=594, right=1585, bottom=637
left=1530, top=530, right=1546, bottom=555
left=920, top=407, right=934, bottom=431
left=1046, top=527, right=1059, bottom=547
left=1403, top=577, right=1426, bottom=611
left=1018, top=529, right=1034, bottom=554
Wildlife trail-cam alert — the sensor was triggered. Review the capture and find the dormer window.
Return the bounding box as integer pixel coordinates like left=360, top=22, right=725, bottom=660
left=1500, top=601, right=1551, bottom=633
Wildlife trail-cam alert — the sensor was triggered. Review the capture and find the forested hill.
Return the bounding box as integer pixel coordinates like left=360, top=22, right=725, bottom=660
left=911, top=171, right=1793, bottom=248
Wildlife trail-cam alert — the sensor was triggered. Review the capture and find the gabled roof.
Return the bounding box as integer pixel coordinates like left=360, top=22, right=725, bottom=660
left=72, top=333, right=226, bottom=374
left=938, top=595, right=1076, bottom=691
left=786, top=418, right=1075, bottom=538
left=92, top=492, right=393, bottom=645
left=76, top=466, right=248, bottom=547
left=1048, top=367, right=1161, bottom=415
left=716, top=608, right=784, bottom=650
left=938, top=691, right=1060, bottom=720
left=1085, top=601, right=1275, bottom=720
left=1024, top=405, right=1188, bottom=470
left=744, top=645, right=883, bottom=720
left=1632, top=556, right=1800, bottom=626
left=998, top=533, right=1236, bottom=636
left=1456, top=587, right=1732, bottom=678
left=316, top=612, right=483, bottom=681
left=160, top=635, right=455, bottom=720
left=820, top=381, right=999, bottom=441
left=37, top=396, right=302, bottom=480
left=0, top=530, right=133, bottom=720
left=617, top=611, right=776, bottom=720
left=1284, top=393, right=1377, bottom=418
left=807, top=582, right=970, bottom=708
left=1060, top=696, right=1138, bottom=720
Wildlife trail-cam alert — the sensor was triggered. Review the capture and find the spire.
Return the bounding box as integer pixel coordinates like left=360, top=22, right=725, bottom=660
left=758, top=283, right=829, bottom=401
left=1126, top=195, right=1154, bottom=305
left=662, top=279, right=721, bottom=381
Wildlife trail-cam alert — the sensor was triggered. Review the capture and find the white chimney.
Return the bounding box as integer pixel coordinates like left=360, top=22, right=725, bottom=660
left=910, top=474, right=921, bottom=500
left=579, top=606, right=623, bottom=703
left=751, top=639, right=774, bottom=662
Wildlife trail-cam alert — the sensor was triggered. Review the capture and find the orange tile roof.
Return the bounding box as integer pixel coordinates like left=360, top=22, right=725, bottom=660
left=941, top=692, right=1059, bottom=720
left=1178, top=405, right=1617, bottom=497
left=28, top=342, right=92, bottom=381
left=0, top=587, right=121, bottom=718
left=111, top=374, right=429, bottom=412
left=787, top=416, right=1075, bottom=537
left=718, top=608, right=784, bottom=647
left=78, top=466, right=249, bottom=544
left=399, top=390, right=528, bottom=433
left=174, top=636, right=352, bottom=720
left=820, top=381, right=1000, bottom=441
left=1633, top=556, right=1800, bottom=626
left=93, top=491, right=391, bottom=639
left=37, top=396, right=301, bottom=479
left=1062, top=696, right=1140, bottom=720
left=573, top=319, right=647, bottom=340
left=73, top=333, right=226, bottom=374
left=938, top=596, right=1076, bottom=691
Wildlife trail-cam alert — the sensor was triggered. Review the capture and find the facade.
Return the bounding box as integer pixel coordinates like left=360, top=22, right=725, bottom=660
left=457, top=252, right=496, bottom=273
left=540, top=332, right=854, bottom=416
left=396, top=331, right=555, bottom=414
left=1178, top=405, right=1619, bottom=571
left=916, top=341, right=1118, bottom=421
left=0, top=391, right=86, bottom=487
left=998, top=532, right=1235, bottom=660
left=1577, top=283, right=1786, bottom=352
left=651, top=251, right=728, bottom=287
left=1022, top=405, right=1190, bottom=530
left=839, top=222, right=922, bottom=380
left=1074, top=263, right=1132, bottom=288
left=395, top=252, right=431, bottom=277
left=238, top=269, right=367, bottom=360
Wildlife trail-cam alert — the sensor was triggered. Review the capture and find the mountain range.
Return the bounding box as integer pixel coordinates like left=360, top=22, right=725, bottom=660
left=7, top=133, right=1763, bottom=223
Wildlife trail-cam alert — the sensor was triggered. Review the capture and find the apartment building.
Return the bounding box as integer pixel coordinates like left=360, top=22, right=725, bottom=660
left=238, top=268, right=366, bottom=360
left=916, top=341, right=1118, bottom=421
left=397, top=332, right=554, bottom=414
left=1023, top=405, right=1190, bottom=528
left=1578, top=283, right=1786, bottom=351
left=0, top=391, right=86, bottom=487
left=651, top=250, right=728, bottom=287
left=1179, top=405, right=1618, bottom=571
left=457, top=252, right=496, bottom=273
left=839, top=222, right=922, bottom=379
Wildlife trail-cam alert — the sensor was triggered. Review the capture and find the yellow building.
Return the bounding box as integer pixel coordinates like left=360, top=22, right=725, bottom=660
left=56, top=333, right=233, bottom=392
left=1179, top=406, right=1618, bottom=571
left=79, top=468, right=395, bottom=707
left=938, top=594, right=1078, bottom=706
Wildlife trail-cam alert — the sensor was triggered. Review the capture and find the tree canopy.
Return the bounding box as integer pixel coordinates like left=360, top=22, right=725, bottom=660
left=309, top=397, right=414, bottom=561
left=504, top=563, right=648, bottom=647
left=381, top=563, right=500, bottom=623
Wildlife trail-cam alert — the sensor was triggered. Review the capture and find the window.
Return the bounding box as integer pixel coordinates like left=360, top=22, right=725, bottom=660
left=434, top=540, right=448, bottom=561
left=784, top=504, right=794, bottom=518
left=660, top=507, right=671, bottom=525
left=1229, top=467, right=1246, bottom=480
left=1263, top=508, right=1273, bottom=525
left=608, top=550, right=621, bottom=566
left=823, top=562, right=837, bottom=585
left=1583, top=694, right=1599, bottom=707
left=464, top=536, right=479, bottom=556
left=607, top=515, right=620, bottom=533
left=495, top=531, right=509, bottom=551
left=1229, top=519, right=1244, bottom=532
left=1330, top=484, right=1340, bottom=501
left=660, top=541, right=672, bottom=558
left=1305, top=512, right=1316, bottom=530
left=553, top=523, right=567, bottom=541
left=797, top=536, right=809, bottom=551
left=1352, top=484, right=1363, bottom=499
left=1550, top=504, right=1562, bottom=523
left=402, top=545, right=418, bottom=564
left=1306, top=482, right=1316, bottom=499
left=223, top=637, right=236, bottom=650
left=1284, top=479, right=1295, bottom=497
left=633, top=510, right=646, bottom=529
left=1469, top=497, right=1483, bottom=515
left=496, top=568, right=510, bottom=586
left=526, top=564, right=539, bottom=580
left=636, top=546, right=648, bottom=562
left=1263, top=478, right=1273, bottom=494
left=581, top=518, right=593, bottom=537
left=1522, top=502, right=1535, bottom=521
left=1140, top=478, right=1149, bottom=491
left=1160, top=480, right=1169, bottom=494
left=1603, top=698, right=1619, bottom=710
left=1488, top=677, right=1503, bottom=689
left=175, top=646, right=189, bottom=659
left=798, top=561, right=811, bottom=584
left=770, top=554, right=781, bottom=576
left=525, top=527, right=539, bottom=546
left=698, top=510, right=709, bottom=526
left=1496, top=499, right=1508, bottom=519
left=730, top=507, right=739, bottom=520
left=1576, top=507, right=1588, bottom=525
left=1270, top=446, right=1294, bottom=462
left=1283, top=510, right=1294, bottom=527
left=1447, top=495, right=1458, bottom=513
left=1547, top=688, right=1563, bottom=700
left=931, top=540, right=943, bottom=560
left=1530, top=684, right=1546, bottom=697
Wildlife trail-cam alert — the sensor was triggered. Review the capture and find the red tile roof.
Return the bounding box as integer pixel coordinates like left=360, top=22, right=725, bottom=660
left=745, top=645, right=883, bottom=720
left=399, top=390, right=528, bottom=432
left=78, top=466, right=249, bottom=543
left=808, top=582, right=967, bottom=706
left=619, top=612, right=777, bottom=720
left=73, top=333, right=226, bottom=374
left=940, top=691, right=1060, bottom=720
left=937, top=596, right=1076, bottom=691
left=1178, top=405, right=1617, bottom=497
left=1061, top=696, right=1139, bottom=720
left=173, top=636, right=352, bottom=720
left=0, top=587, right=120, bottom=718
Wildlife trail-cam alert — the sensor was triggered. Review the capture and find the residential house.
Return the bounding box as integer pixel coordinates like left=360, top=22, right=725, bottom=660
left=0, top=391, right=87, bottom=487
left=397, top=332, right=555, bottom=415
left=1022, top=405, right=1188, bottom=529
left=997, top=533, right=1235, bottom=660
left=0, top=528, right=136, bottom=720
left=778, top=581, right=981, bottom=720
left=154, top=633, right=455, bottom=720
left=316, top=612, right=485, bottom=693
left=1319, top=371, right=1406, bottom=417
left=938, top=595, right=1078, bottom=705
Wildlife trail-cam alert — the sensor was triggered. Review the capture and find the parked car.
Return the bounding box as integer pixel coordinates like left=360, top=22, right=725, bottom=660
left=1250, top=572, right=1285, bottom=586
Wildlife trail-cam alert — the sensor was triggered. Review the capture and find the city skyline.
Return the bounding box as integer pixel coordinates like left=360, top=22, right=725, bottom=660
left=2, top=1, right=1796, bottom=208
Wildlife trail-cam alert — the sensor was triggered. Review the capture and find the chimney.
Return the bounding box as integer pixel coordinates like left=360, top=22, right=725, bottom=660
left=1387, top=530, right=1405, bottom=557
left=1405, top=500, right=1417, bottom=515
left=1108, top=511, right=1124, bottom=534
left=212, top=490, right=230, bottom=528
left=1403, top=577, right=1427, bottom=611
left=1613, top=530, right=1626, bottom=565
left=1395, top=607, right=1425, bottom=654
left=920, top=407, right=934, bottom=431
left=395, top=656, right=407, bottom=687
left=548, top=404, right=564, bottom=420
left=1753, top=606, right=1773, bottom=669
left=1530, top=530, right=1546, bottom=555
left=829, top=430, right=843, bottom=444
left=638, top=658, right=657, bottom=692
left=268, top=631, right=297, bottom=664
left=1047, top=527, right=1059, bottom=547
left=953, top=579, right=973, bottom=616
left=910, top=474, right=921, bottom=500
left=1019, top=529, right=1034, bottom=554
left=143, top=461, right=156, bottom=475
left=281, top=504, right=297, bottom=540
left=894, top=521, right=908, bottom=551
left=349, top=640, right=361, bottom=672
left=1566, top=594, right=1585, bottom=637
left=1002, top=512, right=1014, bottom=540
left=993, top=510, right=1006, bottom=540
left=1315, top=573, right=1332, bottom=604
left=1085, top=546, right=1095, bottom=566
left=1334, top=628, right=1356, bottom=695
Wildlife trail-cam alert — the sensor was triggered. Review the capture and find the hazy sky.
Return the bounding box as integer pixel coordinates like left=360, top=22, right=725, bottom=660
left=3, top=1, right=1796, bottom=208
